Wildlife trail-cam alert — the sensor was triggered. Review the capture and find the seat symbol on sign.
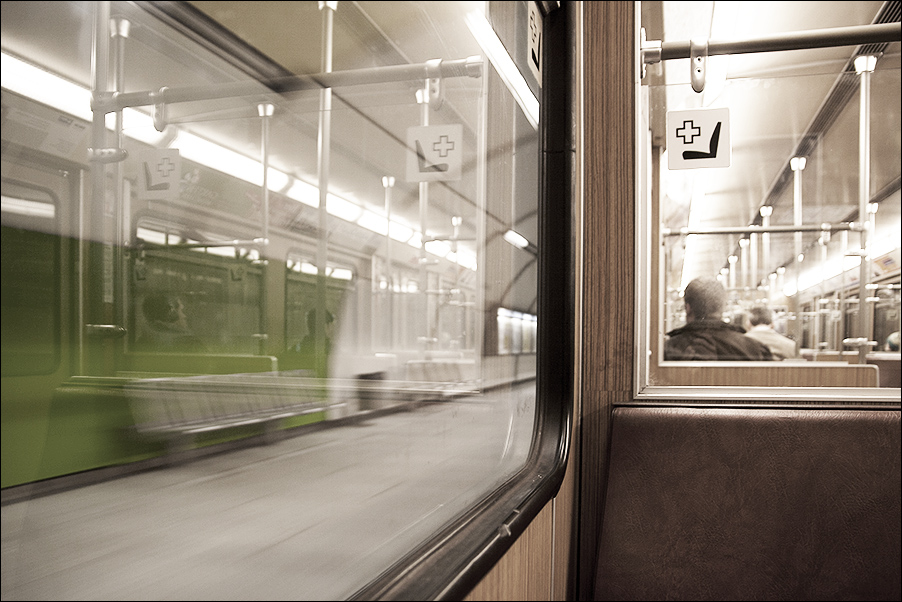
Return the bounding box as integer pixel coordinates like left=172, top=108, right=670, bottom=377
left=407, top=124, right=462, bottom=181
left=682, top=122, right=722, bottom=160
left=143, top=156, right=176, bottom=191
left=666, top=108, right=730, bottom=170
left=416, top=136, right=451, bottom=173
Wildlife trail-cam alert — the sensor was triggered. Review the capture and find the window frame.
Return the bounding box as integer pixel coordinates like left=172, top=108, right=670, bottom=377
left=633, top=2, right=901, bottom=406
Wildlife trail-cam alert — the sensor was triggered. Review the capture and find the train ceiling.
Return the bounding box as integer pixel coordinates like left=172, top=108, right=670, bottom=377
left=642, top=0, right=900, bottom=293
left=2, top=2, right=899, bottom=292
left=1, top=1, right=490, bottom=264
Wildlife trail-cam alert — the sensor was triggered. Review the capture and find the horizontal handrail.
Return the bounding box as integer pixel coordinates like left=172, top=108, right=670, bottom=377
left=642, top=22, right=901, bottom=64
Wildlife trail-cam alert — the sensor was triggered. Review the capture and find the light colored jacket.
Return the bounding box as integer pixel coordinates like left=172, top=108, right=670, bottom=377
left=745, top=325, right=798, bottom=360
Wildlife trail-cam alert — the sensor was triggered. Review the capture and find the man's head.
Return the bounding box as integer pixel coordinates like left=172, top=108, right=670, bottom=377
left=683, top=277, right=726, bottom=322
left=749, top=306, right=774, bottom=327
left=306, top=308, right=335, bottom=334
left=143, top=292, right=184, bottom=324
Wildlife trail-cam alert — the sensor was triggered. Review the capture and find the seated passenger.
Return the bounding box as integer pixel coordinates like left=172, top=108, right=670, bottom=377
left=664, top=277, right=773, bottom=361
left=279, top=309, right=334, bottom=377
left=886, top=331, right=900, bottom=352
left=745, top=306, right=798, bottom=360
left=136, top=292, right=206, bottom=353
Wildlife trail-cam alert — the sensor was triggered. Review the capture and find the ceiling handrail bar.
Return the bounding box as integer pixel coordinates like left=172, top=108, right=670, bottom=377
left=662, top=223, right=857, bottom=237
left=92, top=56, right=484, bottom=114
left=642, top=21, right=901, bottom=65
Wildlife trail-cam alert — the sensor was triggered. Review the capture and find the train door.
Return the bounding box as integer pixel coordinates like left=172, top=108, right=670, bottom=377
left=1, top=142, right=80, bottom=487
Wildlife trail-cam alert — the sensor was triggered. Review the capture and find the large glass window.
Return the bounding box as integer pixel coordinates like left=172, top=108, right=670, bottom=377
left=1, top=2, right=554, bottom=599
left=637, top=1, right=900, bottom=398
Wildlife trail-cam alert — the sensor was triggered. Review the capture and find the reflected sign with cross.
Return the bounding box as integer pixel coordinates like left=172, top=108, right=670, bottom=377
left=406, top=124, right=463, bottom=182
left=138, top=148, right=181, bottom=201
left=666, top=107, right=731, bottom=170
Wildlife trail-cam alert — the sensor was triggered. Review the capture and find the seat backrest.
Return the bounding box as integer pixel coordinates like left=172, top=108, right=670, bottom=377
left=867, top=353, right=901, bottom=388
left=595, top=406, right=901, bottom=601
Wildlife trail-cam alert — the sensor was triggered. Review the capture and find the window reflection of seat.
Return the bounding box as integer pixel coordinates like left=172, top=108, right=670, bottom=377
left=867, top=353, right=901, bottom=388
left=118, top=352, right=277, bottom=377
left=656, top=363, right=879, bottom=388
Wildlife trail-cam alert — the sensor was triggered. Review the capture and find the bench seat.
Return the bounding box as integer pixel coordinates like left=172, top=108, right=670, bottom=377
left=595, top=406, right=901, bottom=601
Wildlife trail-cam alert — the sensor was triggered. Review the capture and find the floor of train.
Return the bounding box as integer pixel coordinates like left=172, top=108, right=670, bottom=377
left=1, top=384, right=535, bottom=601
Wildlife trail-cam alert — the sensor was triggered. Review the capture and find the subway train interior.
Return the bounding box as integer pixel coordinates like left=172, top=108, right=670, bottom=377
left=1, top=2, right=899, bottom=601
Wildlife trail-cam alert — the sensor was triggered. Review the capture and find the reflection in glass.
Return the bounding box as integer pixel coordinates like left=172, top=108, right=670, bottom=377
left=639, top=1, right=900, bottom=390
left=1, top=2, right=540, bottom=599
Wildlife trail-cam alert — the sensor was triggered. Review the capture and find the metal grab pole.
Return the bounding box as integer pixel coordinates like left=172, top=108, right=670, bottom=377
left=85, top=0, right=112, bottom=375
left=94, top=57, right=484, bottom=114
left=418, top=85, right=430, bottom=355
left=643, top=22, right=901, bottom=64
left=662, top=222, right=854, bottom=236
left=791, top=157, right=805, bottom=348
left=258, top=102, right=274, bottom=355
left=383, top=176, right=395, bottom=349
left=856, top=56, right=875, bottom=363
left=315, top=1, right=336, bottom=372
left=111, top=16, right=130, bottom=356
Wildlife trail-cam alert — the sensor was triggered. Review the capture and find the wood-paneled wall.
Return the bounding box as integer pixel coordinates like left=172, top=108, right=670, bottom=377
left=465, top=2, right=636, bottom=600
left=577, top=2, right=636, bottom=600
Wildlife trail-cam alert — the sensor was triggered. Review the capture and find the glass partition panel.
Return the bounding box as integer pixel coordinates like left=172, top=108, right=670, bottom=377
left=1, top=1, right=542, bottom=599
left=638, top=1, right=900, bottom=398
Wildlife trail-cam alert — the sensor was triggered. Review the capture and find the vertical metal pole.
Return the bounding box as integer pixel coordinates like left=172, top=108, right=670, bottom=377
left=749, top=232, right=758, bottom=291
left=258, top=104, right=273, bottom=246
left=739, top=238, right=749, bottom=294
left=760, top=205, right=772, bottom=298
left=473, top=47, right=488, bottom=382
left=728, top=255, right=737, bottom=292
left=315, top=1, right=336, bottom=371
left=856, top=55, right=875, bottom=364
left=840, top=229, right=848, bottom=350
left=790, top=157, right=805, bottom=346
left=258, top=102, right=274, bottom=355
left=383, top=176, right=395, bottom=349
left=817, top=233, right=829, bottom=350
left=418, top=85, right=430, bottom=354
left=111, top=16, right=130, bottom=355
left=86, top=0, right=111, bottom=375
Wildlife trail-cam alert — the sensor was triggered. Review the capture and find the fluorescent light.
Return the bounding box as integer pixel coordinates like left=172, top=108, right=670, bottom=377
left=457, top=251, right=478, bottom=271
left=136, top=227, right=168, bottom=245
left=465, top=11, right=539, bottom=129
left=1, top=195, right=56, bottom=219
left=357, top=210, right=389, bottom=235
left=173, top=131, right=262, bottom=185
left=503, top=229, right=529, bottom=249
left=425, top=239, right=451, bottom=258
left=265, top=168, right=290, bottom=192
left=326, top=193, right=362, bottom=222
left=2, top=52, right=92, bottom=121
left=330, top=268, right=353, bottom=281
left=286, top=180, right=319, bottom=207
left=389, top=221, right=414, bottom=243
left=204, top=246, right=237, bottom=257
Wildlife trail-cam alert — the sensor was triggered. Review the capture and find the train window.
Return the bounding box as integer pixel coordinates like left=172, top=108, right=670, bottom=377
left=2, top=2, right=572, bottom=600
left=1, top=181, right=61, bottom=376
left=637, top=1, right=901, bottom=398
left=131, top=218, right=266, bottom=356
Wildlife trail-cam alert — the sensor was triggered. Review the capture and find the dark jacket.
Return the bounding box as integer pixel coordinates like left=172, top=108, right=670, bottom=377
left=665, top=319, right=773, bottom=361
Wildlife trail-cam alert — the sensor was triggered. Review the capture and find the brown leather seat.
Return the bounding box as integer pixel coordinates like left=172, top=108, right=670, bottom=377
left=595, top=407, right=901, bottom=601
